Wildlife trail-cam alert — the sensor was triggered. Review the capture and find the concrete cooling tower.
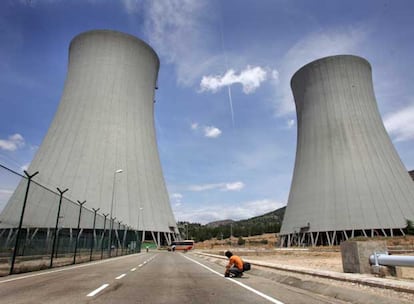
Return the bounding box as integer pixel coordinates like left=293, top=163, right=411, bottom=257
left=0, top=30, right=178, bottom=245
left=280, top=55, right=414, bottom=247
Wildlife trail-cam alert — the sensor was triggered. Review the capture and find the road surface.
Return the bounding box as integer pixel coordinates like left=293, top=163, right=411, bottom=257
left=0, top=252, right=405, bottom=303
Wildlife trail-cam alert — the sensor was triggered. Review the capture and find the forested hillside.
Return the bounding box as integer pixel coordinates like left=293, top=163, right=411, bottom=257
left=177, top=207, right=285, bottom=242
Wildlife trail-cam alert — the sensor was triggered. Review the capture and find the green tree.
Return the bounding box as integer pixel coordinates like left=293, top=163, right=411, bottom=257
left=407, top=219, right=414, bottom=235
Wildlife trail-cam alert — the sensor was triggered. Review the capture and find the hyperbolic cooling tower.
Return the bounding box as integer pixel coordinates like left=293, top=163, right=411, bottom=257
left=280, top=55, right=414, bottom=247
left=0, top=30, right=177, bottom=242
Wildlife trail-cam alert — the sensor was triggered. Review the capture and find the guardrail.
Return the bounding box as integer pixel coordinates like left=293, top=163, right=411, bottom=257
left=370, top=252, right=414, bottom=267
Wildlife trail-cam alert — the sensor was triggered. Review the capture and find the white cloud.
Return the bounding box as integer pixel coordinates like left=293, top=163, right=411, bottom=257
left=188, top=183, right=221, bottom=191
left=224, top=182, right=244, bottom=191
left=271, top=69, right=279, bottom=82
left=188, top=181, right=244, bottom=192
left=384, top=103, right=414, bottom=142
left=204, top=126, right=222, bottom=138
left=275, top=27, right=369, bottom=116
left=200, top=66, right=268, bottom=94
left=18, top=0, right=69, bottom=6
left=121, top=0, right=142, bottom=14
left=173, top=198, right=284, bottom=224
left=170, top=192, right=183, bottom=207
left=143, top=0, right=220, bottom=86
left=0, top=189, right=13, bottom=197
left=191, top=123, right=221, bottom=138
left=0, top=189, right=13, bottom=211
left=0, top=133, right=25, bottom=151
left=287, top=119, right=295, bottom=129
left=170, top=192, right=183, bottom=202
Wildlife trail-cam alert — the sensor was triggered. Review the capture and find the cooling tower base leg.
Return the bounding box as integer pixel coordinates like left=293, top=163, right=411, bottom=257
left=280, top=228, right=407, bottom=247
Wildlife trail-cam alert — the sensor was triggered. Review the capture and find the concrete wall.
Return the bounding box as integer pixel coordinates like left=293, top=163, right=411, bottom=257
left=280, top=55, right=414, bottom=238
left=0, top=30, right=177, bottom=233
left=341, top=240, right=387, bottom=273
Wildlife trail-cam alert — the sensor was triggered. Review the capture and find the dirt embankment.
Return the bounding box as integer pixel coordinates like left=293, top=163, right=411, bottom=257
left=196, top=234, right=414, bottom=277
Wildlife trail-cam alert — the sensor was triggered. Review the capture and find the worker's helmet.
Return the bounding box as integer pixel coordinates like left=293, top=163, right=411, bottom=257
left=225, top=251, right=233, bottom=258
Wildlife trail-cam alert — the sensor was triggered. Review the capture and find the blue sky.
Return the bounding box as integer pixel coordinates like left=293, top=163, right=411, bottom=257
left=1, top=0, right=414, bottom=224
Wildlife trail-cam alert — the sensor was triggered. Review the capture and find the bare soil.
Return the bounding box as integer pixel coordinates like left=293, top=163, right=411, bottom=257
left=197, top=234, right=414, bottom=280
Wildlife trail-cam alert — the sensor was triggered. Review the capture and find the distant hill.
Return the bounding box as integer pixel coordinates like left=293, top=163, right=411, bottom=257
left=180, top=206, right=286, bottom=242
left=206, top=219, right=235, bottom=228
left=207, top=206, right=286, bottom=227
left=240, top=207, right=286, bottom=224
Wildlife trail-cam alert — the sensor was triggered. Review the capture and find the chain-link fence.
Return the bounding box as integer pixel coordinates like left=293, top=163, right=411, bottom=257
left=0, top=164, right=141, bottom=276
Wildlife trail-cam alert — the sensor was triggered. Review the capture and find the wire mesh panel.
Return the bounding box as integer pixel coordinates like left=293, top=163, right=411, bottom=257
left=0, top=165, right=26, bottom=275
left=0, top=164, right=141, bottom=276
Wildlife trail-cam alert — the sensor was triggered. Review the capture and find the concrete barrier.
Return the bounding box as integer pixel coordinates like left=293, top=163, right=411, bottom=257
left=340, top=240, right=387, bottom=273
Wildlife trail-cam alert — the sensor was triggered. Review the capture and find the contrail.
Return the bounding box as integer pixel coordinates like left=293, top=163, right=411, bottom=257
left=227, top=85, right=235, bottom=126
left=219, top=5, right=235, bottom=127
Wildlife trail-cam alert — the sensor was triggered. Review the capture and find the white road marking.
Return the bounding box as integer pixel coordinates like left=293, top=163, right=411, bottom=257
left=131, top=268, right=137, bottom=272
left=115, top=274, right=126, bottom=280
left=0, top=253, right=144, bottom=284
left=87, top=284, right=109, bottom=297
left=182, top=255, right=285, bottom=304
left=137, top=254, right=156, bottom=268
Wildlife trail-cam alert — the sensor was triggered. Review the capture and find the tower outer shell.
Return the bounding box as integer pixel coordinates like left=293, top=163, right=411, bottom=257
left=0, top=30, right=177, bottom=233
left=280, top=55, right=414, bottom=241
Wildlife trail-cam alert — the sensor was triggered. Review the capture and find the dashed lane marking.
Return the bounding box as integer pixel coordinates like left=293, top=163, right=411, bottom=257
left=0, top=253, right=144, bottom=284
left=115, top=274, right=126, bottom=280
left=87, top=284, right=109, bottom=297
left=86, top=254, right=158, bottom=297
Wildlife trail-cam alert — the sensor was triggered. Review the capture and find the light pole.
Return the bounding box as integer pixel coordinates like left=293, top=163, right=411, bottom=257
left=108, top=169, right=123, bottom=257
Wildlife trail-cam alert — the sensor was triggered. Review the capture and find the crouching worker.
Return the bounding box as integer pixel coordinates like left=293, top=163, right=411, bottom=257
left=224, top=251, right=244, bottom=278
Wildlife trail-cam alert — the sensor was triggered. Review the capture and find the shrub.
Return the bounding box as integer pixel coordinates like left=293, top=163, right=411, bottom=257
left=407, top=219, right=414, bottom=235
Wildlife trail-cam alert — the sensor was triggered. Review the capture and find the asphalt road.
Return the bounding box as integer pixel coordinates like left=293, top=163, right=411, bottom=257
left=0, top=251, right=380, bottom=304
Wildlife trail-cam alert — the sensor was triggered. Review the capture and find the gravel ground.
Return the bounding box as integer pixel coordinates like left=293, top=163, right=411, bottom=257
left=252, top=251, right=414, bottom=303
left=198, top=249, right=414, bottom=303
left=246, top=250, right=344, bottom=272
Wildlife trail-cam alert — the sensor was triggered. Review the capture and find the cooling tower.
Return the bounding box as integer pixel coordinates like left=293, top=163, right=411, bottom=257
left=280, top=55, right=414, bottom=247
left=0, top=30, right=177, bottom=242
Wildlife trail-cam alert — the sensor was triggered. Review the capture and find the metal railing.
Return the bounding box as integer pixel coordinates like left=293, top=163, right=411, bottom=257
left=370, top=251, right=414, bottom=267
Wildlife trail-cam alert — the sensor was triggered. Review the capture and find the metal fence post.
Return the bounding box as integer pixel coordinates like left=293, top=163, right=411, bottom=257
left=116, top=221, right=122, bottom=256
left=109, top=217, right=116, bottom=257
left=90, top=208, right=100, bottom=261
left=122, top=225, right=128, bottom=255
left=9, top=170, right=39, bottom=275
left=101, top=213, right=109, bottom=259
left=50, top=187, right=68, bottom=268
left=73, top=200, right=86, bottom=264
